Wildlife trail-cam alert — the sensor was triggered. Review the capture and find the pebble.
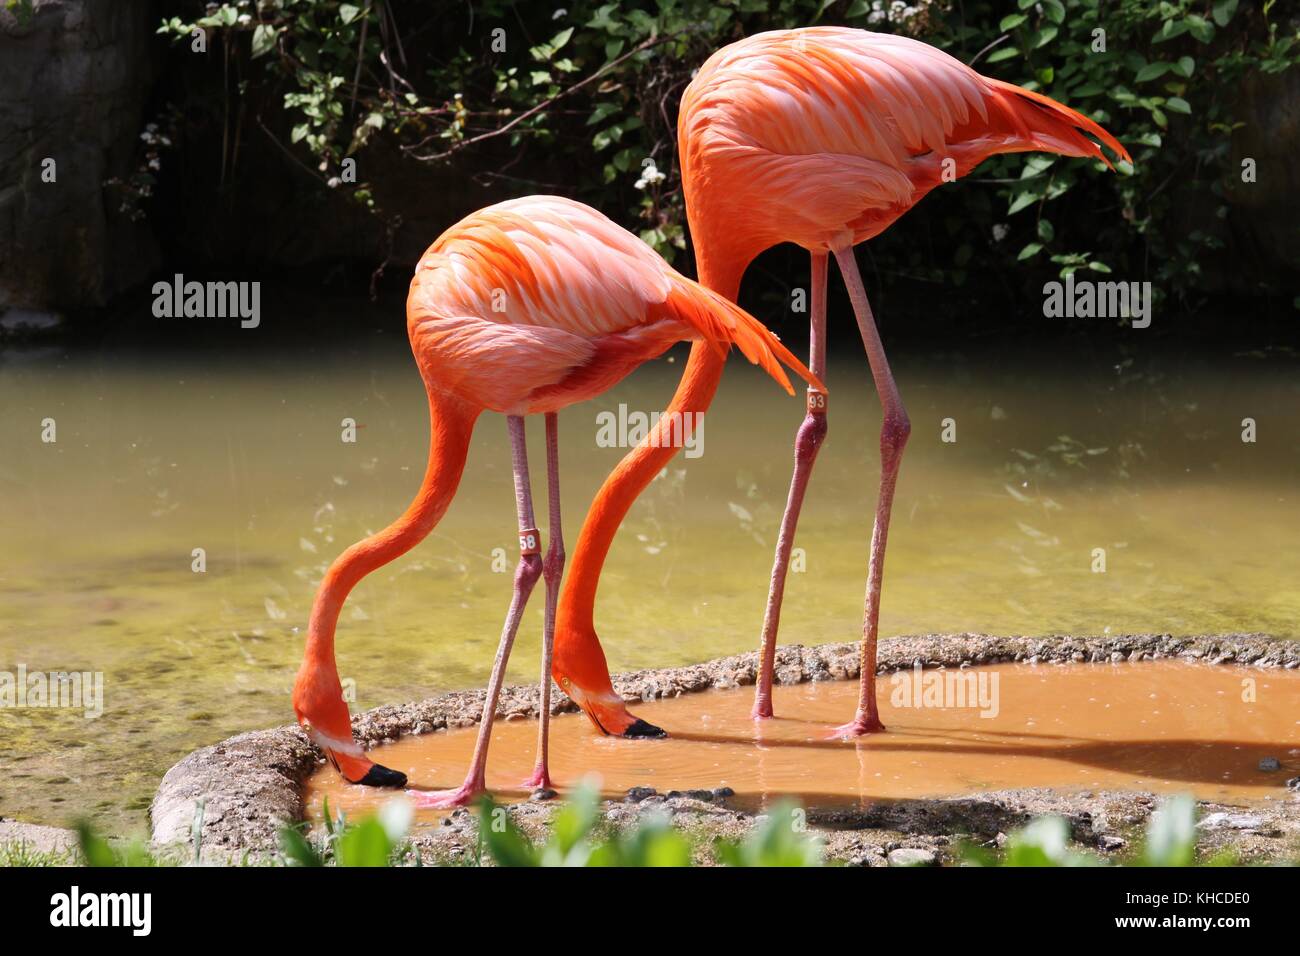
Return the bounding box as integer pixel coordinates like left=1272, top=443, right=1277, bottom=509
left=529, top=788, right=558, bottom=802
left=848, top=848, right=885, bottom=867
left=1198, top=812, right=1264, bottom=831
left=1097, top=834, right=1127, bottom=851
left=625, top=786, right=657, bottom=803
left=1286, top=777, right=1300, bottom=792
left=887, top=847, right=937, bottom=867
left=1258, top=756, right=1281, bottom=772
left=712, top=786, right=735, bottom=800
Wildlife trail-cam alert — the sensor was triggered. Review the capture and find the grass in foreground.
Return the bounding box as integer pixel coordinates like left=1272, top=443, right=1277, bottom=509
left=11, top=787, right=1288, bottom=867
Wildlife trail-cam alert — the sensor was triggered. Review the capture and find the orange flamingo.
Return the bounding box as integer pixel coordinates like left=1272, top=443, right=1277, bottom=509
left=552, top=27, right=1130, bottom=739
left=291, top=195, right=817, bottom=805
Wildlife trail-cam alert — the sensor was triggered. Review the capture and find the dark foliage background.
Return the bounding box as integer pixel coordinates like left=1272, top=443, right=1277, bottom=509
left=6, top=0, right=1297, bottom=346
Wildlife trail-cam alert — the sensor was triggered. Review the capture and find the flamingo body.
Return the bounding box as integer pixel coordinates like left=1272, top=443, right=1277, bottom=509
left=407, top=196, right=803, bottom=416
left=554, top=26, right=1131, bottom=739
left=679, top=28, right=1131, bottom=264
left=293, top=195, right=816, bottom=795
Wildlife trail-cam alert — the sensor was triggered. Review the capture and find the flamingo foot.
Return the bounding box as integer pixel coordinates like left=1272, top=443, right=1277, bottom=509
left=828, top=715, right=886, bottom=739
left=522, top=767, right=554, bottom=791
left=406, top=781, right=484, bottom=809
left=751, top=701, right=774, bottom=720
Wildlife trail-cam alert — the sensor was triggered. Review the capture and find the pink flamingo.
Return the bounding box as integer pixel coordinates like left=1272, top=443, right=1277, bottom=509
left=552, top=28, right=1130, bottom=739
left=291, top=195, right=818, bottom=805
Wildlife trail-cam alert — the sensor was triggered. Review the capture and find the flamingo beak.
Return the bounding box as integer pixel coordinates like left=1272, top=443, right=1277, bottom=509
left=562, top=679, right=666, bottom=739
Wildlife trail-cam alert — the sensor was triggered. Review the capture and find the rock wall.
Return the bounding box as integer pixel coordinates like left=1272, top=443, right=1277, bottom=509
left=0, top=0, right=156, bottom=315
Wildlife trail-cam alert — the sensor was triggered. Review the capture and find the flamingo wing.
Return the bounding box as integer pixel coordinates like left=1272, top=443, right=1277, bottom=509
left=681, top=28, right=1130, bottom=250
left=407, top=196, right=817, bottom=413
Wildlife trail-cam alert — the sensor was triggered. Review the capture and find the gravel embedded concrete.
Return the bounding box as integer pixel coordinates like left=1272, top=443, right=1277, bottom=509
left=149, top=632, right=1300, bottom=863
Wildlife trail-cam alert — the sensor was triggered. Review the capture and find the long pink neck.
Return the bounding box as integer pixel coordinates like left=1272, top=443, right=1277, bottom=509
left=553, top=256, right=743, bottom=684
left=304, top=389, right=478, bottom=668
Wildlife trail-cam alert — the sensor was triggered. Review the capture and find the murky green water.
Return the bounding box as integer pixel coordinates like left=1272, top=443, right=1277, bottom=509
left=1, top=334, right=1297, bottom=835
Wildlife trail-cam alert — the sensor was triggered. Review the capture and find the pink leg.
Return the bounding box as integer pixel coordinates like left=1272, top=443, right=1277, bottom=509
left=753, top=251, right=829, bottom=719
left=524, top=412, right=563, bottom=793
left=409, top=415, right=543, bottom=807
left=831, top=246, right=909, bottom=739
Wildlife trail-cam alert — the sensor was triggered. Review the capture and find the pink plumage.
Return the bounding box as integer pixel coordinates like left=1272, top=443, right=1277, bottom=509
left=406, top=196, right=815, bottom=414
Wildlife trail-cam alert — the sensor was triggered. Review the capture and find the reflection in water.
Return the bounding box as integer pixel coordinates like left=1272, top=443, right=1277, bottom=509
left=0, top=337, right=1297, bottom=834
left=305, top=661, right=1300, bottom=827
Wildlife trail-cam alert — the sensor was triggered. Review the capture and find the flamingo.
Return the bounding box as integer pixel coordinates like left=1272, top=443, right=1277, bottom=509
left=551, top=28, right=1130, bottom=739
left=291, top=195, right=818, bottom=805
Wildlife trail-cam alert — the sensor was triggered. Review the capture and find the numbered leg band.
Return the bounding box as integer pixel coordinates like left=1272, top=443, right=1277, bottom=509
left=806, top=387, right=828, bottom=416
left=518, top=528, right=542, bottom=556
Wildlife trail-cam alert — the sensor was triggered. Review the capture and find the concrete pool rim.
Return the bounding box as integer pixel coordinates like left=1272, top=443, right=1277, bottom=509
left=149, top=632, right=1300, bottom=852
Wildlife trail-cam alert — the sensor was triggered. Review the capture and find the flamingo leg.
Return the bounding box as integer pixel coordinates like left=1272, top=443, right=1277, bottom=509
left=753, top=251, right=829, bottom=719
left=524, top=412, right=563, bottom=792
left=410, top=415, right=543, bottom=807
left=831, top=246, right=909, bottom=738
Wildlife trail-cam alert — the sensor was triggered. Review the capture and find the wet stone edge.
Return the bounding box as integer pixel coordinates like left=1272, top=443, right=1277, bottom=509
left=149, top=632, right=1300, bottom=854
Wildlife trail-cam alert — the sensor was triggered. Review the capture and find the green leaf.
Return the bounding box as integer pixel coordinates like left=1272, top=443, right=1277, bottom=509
left=336, top=818, right=392, bottom=867
left=550, top=26, right=575, bottom=52
left=1003, top=817, right=1093, bottom=867
left=338, top=3, right=361, bottom=26
left=1153, top=19, right=1188, bottom=44
left=76, top=821, right=120, bottom=867
left=1018, top=242, right=1043, bottom=260
left=476, top=798, right=539, bottom=867
left=1036, top=218, right=1055, bottom=242
left=1165, top=96, right=1191, bottom=114
left=1143, top=795, right=1196, bottom=866
left=587, top=101, right=619, bottom=127
left=1017, top=0, right=1037, bottom=8
left=1135, top=62, right=1170, bottom=83
left=1171, top=56, right=1195, bottom=78
left=1212, top=0, right=1239, bottom=27
left=1185, top=15, right=1215, bottom=43
left=999, top=13, right=1027, bottom=30
left=1008, top=191, right=1038, bottom=215
left=986, top=46, right=1019, bottom=64
left=251, top=23, right=277, bottom=59
left=1034, top=25, right=1059, bottom=48
left=277, top=825, right=323, bottom=867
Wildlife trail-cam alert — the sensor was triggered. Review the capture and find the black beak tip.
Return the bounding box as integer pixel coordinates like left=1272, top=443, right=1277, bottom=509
left=356, top=764, right=408, bottom=788
left=622, top=718, right=667, bottom=739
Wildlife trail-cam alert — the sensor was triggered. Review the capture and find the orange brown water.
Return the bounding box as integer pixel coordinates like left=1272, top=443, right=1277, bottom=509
left=305, top=661, right=1300, bottom=826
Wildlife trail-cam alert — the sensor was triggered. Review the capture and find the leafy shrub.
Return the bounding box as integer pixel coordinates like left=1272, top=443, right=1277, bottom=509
left=151, top=1, right=1298, bottom=308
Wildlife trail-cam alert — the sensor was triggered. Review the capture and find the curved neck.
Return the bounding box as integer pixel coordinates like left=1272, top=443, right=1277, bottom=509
left=558, top=339, right=727, bottom=634
left=304, top=389, right=478, bottom=666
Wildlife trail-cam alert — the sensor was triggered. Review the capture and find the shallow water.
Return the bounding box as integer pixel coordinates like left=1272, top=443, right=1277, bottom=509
left=1, top=333, right=1298, bottom=835
left=305, top=661, right=1300, bottom=825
